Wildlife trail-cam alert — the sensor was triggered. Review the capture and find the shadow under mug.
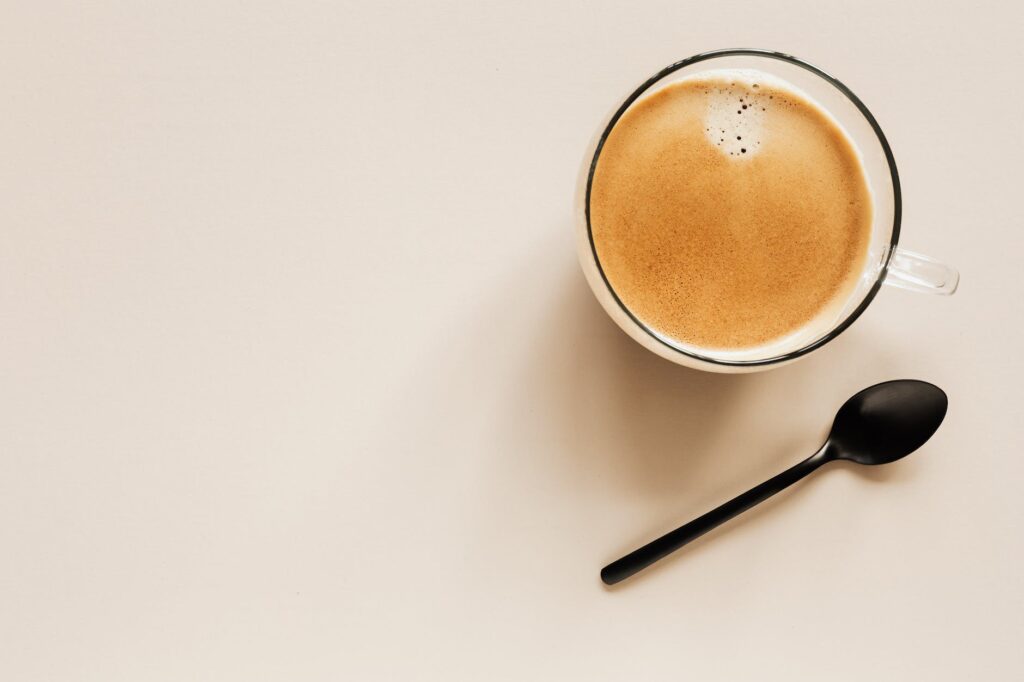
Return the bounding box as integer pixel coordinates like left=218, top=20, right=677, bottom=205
left=575, top=49, right=959, bottom=374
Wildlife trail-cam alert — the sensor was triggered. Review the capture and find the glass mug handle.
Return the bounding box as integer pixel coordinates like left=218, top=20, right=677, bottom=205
left=883, top=247, right=960, bottom=295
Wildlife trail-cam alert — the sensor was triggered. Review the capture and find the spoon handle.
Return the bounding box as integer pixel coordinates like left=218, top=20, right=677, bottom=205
left=601, top=447, right=831, bottom=585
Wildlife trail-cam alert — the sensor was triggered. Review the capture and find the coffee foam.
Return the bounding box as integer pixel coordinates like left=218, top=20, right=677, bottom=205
left=589, top=69, right=874, bottom=352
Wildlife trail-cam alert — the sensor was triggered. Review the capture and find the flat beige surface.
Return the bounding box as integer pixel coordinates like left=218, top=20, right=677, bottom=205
left=1, top=2, right=1021, bottom=680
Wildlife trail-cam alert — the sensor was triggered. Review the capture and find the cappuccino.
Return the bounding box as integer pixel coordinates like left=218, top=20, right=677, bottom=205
left=589, top=71, right=872, bottom=350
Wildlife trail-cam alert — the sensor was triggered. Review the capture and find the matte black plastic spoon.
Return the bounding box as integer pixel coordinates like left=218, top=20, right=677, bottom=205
left=601, top=380, right=947, bottom=585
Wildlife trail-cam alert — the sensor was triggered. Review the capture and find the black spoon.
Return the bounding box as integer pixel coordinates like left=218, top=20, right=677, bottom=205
left=601, top=379, right=948, bottom=585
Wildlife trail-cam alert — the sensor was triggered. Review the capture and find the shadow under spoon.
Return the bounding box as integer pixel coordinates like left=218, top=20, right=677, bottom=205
left=600, top=379, right=948, bottom=586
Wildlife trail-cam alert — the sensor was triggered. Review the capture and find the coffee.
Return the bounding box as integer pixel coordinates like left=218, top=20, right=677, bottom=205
left=589, top=70, right=872, bottom=350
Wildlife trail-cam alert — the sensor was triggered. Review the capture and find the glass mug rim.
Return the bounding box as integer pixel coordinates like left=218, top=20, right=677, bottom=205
left=582, top=48, right=901, bottom=368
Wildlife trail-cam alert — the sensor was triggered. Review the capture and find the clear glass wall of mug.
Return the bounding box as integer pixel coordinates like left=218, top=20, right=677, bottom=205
left=575, top=49, right=958, bottom=373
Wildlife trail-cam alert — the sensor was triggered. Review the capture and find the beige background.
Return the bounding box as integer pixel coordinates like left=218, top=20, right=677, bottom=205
left=1, top=1, right=1022, bottom=680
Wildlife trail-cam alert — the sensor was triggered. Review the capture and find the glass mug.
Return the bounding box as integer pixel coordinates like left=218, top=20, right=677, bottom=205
left=575, top=49, right=959, bottom=373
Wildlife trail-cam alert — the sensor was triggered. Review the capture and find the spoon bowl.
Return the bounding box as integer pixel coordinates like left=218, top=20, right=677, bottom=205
left=829, top=380, right=948, bottom=465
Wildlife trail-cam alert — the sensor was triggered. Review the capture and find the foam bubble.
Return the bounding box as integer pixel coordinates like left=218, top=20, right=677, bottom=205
left=698, top=70, right=774, bottom=158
